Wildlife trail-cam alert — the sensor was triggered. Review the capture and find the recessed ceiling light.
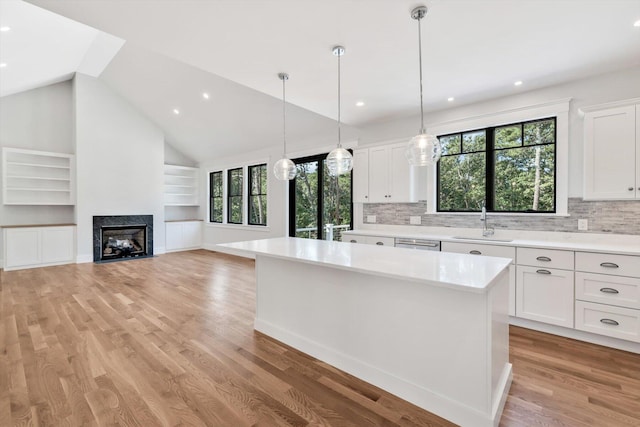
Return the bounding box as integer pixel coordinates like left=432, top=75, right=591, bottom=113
left=447, top=97, right=455, bottom=102
left=514, top=80, right=523, bottom=86
left=202, top=92, right=210, bottom=100
left=634, top=19, right=640, bottom=27
left=356, top=101, right=365, bottom=107
left=0, top=63, right=7, bottom=68
left=0, top=26, right=10, bottom=32
left=173, top=108, right=180, bottom=115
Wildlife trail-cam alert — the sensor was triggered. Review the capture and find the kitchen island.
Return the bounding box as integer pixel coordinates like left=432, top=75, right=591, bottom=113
left=218, top=237, right=512, bottom=427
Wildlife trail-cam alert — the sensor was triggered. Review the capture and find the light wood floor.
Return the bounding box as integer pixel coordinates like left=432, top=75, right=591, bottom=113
left=1, top=250, right=639, bottom=426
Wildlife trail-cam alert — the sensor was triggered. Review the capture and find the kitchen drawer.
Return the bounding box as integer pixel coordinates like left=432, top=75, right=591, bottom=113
left=575, top=300, right=640, bottom=343
left=575, top=252, right=640, bottom=278
left=343, top=234, right=366, bottom=244
left=576, top=272, right=640, bottom=310
left=441, top=241, right=515, bottom=263
left=365, top=236, right=395, bottom=246
left=517, top=247, right=574, bottom=270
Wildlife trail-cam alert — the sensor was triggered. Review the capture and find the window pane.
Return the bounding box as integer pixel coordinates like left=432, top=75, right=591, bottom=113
left=494, top=145, right=555, bottom=212
left=439, top=134, right=461, bottom=155
left=211, top=199, right=223, bottom=223
left=212, top=174, right=222, bottom=197
left=322, top=162, right=352, bottom=241
left=494, top=125, right=521, bottom=149
left=229, top=196, right=243, bottom=223
left=294, top=161, right=319, bottom=238
left=249, top=195, right=267, bottom=225
left=524, top=119, right=555, bottom=146
left=438, top=153, right=486, bottom=211
left=462, top=131, right=485, bottom=153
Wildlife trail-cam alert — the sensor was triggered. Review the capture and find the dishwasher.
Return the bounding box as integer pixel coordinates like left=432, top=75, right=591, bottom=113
left=394, top=238, right=441, bottom=251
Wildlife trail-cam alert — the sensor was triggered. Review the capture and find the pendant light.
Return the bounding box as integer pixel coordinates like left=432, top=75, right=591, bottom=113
left=326, top=45, right=353, bottom=177
left=405, top=6, right=441, bottom=166
left=273, top=72, right=297, bottom=180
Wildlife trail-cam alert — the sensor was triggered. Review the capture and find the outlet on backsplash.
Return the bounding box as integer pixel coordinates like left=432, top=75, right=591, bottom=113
left=578, top=219, right=588, bottom=231
left=410, top=216, right=422, bottom=225
left=366, top=215, right=377, bottom=223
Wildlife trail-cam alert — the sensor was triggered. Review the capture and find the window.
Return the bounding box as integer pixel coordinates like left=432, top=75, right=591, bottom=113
left=209, top=171, right=223, bottom=223
left=437, top=117, right=556, bottom=213
left=248, top=164, right=267, bottom=226
left=227, top=168, right=243, bottom=224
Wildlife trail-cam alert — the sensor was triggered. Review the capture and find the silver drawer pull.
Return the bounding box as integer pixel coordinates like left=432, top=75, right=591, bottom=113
left=350, top=240, right=357, bottom=243
left=600, top=262, right=619, bottom=268
left=600, top=318, right=619, bottom=326
left=599, top=287, right=619, bottom=294
left=536, top=269, right=551, bottom=275
left=469, top=250, right=482, bottom=255
left=536, top=256, right=551, bottom=262
left=376, top=242, right=384, bottom=245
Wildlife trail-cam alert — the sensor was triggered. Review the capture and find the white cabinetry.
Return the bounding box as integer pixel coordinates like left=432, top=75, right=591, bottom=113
left=2, top=148, right=75, bottom=205
left=575, top=252, right=640, bottom=342
left=164, top=165, right=199, bottom=206
left=3, top=225, right=75, bottom=271
left=583, top=100, right=640, bottom=200
left=342, top=233, right=394, bottom=247
left=441, top=241, right=517, bottom=316
left=352, top=149, right=369, bottom=203
left=515, top=247, right=575, bottom=328
left=165, top=221, right=202, bottom=252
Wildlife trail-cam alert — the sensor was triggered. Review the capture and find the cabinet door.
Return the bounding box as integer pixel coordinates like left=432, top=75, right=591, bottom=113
left=41, top=227, right=74, bottom=264
left=584, top=105, right=637, bottom=200
left=368, top=146, right=389, bottom=203
left=516, top=266, right=574, bottom=328
left=636, top=106, right=640, bottom=198
left=182, top=222, right=202, bottom=249
left=388, top=143, right=411, bottom=202
left=5, top=228, right=40, bottom=268
left=165, top=223, right=183, bottom=251
left=352, top=149, right=369, bottom=203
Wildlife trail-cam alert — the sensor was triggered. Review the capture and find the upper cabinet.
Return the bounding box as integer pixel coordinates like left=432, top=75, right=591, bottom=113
left=164, top=164, right=199, bottom=206
left=2, top=147, right=75, bottom=205
left=354, top=142, right=426, bottom=203
left=583, top=100, right=640, bottom=200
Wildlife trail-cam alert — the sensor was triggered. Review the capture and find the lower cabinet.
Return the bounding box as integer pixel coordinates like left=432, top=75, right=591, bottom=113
left=165, top=221, right=202, bottom=252
left=3, top=225, right=75, bottom=271
left=516, top=266, right=575, bottom=328
left=343, top=234, right=395, bottom=246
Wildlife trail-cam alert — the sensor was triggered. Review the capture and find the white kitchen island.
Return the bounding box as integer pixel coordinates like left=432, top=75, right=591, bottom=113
left=218, top=237, right=512, bottom=427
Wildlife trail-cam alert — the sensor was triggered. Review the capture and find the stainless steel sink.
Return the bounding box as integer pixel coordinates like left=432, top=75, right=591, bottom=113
left=451, top=236, right=513, bottom=243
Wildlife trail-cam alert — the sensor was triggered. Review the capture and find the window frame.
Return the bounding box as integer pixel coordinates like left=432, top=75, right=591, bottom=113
left=227, top=167, right=244, bottom=225
left=436, top=117, right=557, bottom=214
left=248, top=163, right=268, bottom=226
left=209, top=170, right=223, bottom=223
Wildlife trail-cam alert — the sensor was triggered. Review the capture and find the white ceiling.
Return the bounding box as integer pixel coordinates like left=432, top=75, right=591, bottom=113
left=2, top=1, right=639, bottom=162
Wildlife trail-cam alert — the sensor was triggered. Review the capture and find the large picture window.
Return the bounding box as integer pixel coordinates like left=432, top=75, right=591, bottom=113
left=209, top=171, right=223, bottom=223
left=437, top=117, right=556, bottom=213
left=248, top=164, right=267, bottom=226
left=227, top=168, right=243, bottom=224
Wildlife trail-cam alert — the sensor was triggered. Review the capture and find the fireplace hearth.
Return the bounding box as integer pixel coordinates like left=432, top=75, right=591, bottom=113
left=93, top=215, right=153, bottom=262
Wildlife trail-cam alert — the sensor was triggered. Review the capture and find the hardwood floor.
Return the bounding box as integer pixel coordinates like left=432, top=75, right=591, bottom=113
left=1, top=250, right=639, bottom=426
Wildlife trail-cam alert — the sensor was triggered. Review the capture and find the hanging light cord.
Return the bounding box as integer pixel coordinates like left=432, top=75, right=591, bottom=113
left=281, top=77, right=287, bottom=157
left=418, top=15, right=425, bottom=134
left=337, top=51, right=342, bottom=148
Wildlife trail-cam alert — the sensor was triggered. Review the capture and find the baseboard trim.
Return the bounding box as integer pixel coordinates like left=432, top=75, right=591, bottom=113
left=76, top=254, right=93, bottom=264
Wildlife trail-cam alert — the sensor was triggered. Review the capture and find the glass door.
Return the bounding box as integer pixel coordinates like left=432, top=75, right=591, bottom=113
left=289, top=153, right=352, bottom=241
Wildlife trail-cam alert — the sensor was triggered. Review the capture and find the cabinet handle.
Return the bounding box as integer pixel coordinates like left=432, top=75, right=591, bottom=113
left=536, top=256, right=551, bottom=262
left=600, top=318, right=619, bottom=326
left=376, top=242, right=384, bottom=245
left=350, top=240, right=357, bottom=243
left=599, top=287, right=619, bottom=294
left=536, top=269, right=551, bottom=275
left=469, top=250, right=482, bottom=255
left=600, top=262, right=619, bottom=269
left=364, top=195, right=368, bottom=198
left=629, top=187, right=634, bottom=191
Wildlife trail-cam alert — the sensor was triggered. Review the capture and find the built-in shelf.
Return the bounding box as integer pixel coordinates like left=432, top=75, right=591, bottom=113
left=2, top=147, right=75, bottom=206
left=164, top=164, right=199, bottom=206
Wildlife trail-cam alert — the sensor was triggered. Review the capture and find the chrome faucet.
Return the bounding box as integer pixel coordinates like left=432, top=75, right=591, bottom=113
left=480, top=203, right=495, bottom=237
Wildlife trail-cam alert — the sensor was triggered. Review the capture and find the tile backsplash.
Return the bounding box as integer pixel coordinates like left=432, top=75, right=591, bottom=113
left=363, top=198, right=640, bottom=235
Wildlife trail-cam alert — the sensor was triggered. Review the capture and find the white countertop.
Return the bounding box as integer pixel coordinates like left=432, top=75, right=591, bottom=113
left=343, top=229, right=640, bottom=256
left=218, top=237, right=511, bottom=293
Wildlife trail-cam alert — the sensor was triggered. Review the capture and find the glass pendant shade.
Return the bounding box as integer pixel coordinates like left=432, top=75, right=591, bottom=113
left=273, top=157, right=297, bottom=180
left=405, top=132, right=442, bottom=166
left=326, top=147, right=353, bottom=177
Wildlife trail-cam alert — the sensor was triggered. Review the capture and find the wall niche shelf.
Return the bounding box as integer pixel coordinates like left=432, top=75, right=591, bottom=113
left=2, top=147, right=76, bottom=205
left=164, top=164, right=199, bottom=206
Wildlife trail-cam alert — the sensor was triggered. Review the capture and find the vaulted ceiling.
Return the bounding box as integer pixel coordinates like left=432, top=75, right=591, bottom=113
left=2, top=0, right=639, bottom=162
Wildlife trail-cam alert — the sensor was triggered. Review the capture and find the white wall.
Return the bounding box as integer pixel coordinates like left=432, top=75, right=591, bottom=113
left=0, top=80, right=76, bottom=265
left=359, top=66, right=640, bottom=198
left=74, top=73, right=165, bottom=262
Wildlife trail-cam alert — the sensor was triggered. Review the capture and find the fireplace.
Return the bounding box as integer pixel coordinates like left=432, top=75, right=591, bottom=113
left=93, top=215, right=153, bottom=262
